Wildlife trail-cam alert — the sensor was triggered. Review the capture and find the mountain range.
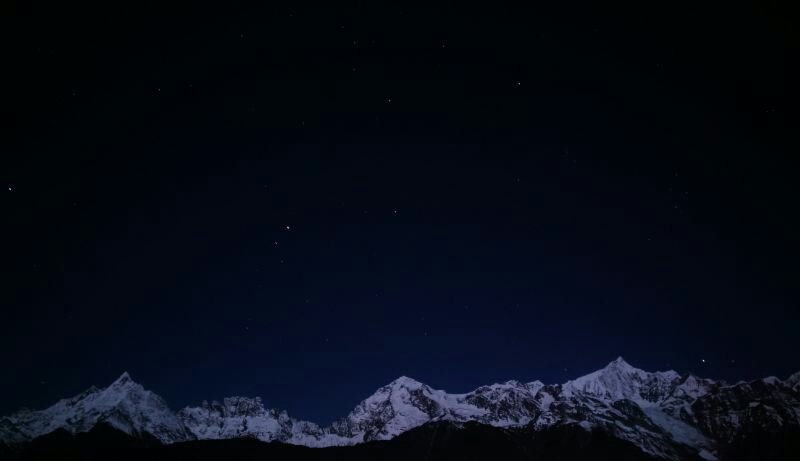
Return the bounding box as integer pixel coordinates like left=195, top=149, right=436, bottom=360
left=2, top=357, right=799, bottom=461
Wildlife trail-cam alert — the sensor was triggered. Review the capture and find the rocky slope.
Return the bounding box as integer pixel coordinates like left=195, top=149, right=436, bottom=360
left=2, top=358, right=799, bottom=461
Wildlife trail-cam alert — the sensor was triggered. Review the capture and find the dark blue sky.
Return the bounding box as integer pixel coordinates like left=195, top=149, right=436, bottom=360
left=2, top=4, right=796, bottom=424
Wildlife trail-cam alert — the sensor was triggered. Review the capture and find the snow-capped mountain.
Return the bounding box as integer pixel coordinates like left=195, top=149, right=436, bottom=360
left=325, top=375, right=545, bottom=443
left=561, top=356, right=682, bottom=402
left=0, top=372, right=190, bottom=445
left=177, top=396, right=338, bottom=447
left=2, top=358, right=799, bottom=461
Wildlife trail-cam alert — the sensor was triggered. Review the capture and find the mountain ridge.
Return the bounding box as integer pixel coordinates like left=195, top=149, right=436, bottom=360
left=3, top=357, right=799, bottom=461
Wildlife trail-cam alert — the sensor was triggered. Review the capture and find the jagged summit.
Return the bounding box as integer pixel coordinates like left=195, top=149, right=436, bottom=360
left=114, top=371, right=133, bottom=382
left=611, top=355, right=631, bottom=366
left=563, top=356, right=649, bottom=400
left=108, top=371, right=137, bottom=389
left=607, top=356, right=648, bottom=374
left=387, top=375, right=425, bottom=388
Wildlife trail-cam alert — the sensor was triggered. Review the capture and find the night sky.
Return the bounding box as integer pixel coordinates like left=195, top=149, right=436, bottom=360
left=2, top=4, right=796, bottom=424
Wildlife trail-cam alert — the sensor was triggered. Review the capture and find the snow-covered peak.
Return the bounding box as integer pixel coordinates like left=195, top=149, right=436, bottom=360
left=475, top=380, right=526, bottom=392
left=526, top=380, right=545, bottom=393
left=609, top=356, right=636, bottom=370
left=658, top=372, right=719, bottom=423
left=1, top=372, right=191, bottom=444
left=102, top=372, right=145, bottom=399
left=112, top=371, right=134, bottom=386
left=343, top=377, right=443, bottom=435
left=357, top=376, right=444, bottom=414
left=673, top=374, right=715, bottom=399
left=469, top=379, right=543, bottom=400
left=563, top=357, right=648, bottom=399
left=561, top=357, right=683, bottom=405
left=386, top=375, right=426, bottom=390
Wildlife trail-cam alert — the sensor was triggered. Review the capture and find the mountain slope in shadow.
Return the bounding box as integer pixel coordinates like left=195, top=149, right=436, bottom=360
left=7, top=420, right=800, bottom=461
left=2, top=421, right=665, bottom=461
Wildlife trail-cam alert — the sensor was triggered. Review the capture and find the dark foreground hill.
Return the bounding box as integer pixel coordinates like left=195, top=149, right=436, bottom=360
left=4, top=420, right=800, bottom=461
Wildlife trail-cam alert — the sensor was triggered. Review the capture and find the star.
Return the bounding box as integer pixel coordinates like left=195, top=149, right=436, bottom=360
left=285, top=225, right=291, bottom=230
left=701, top=359, right=706, bottom=363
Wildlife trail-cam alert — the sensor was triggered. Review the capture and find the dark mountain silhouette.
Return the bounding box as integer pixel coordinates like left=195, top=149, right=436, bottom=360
left=6, top=420, right=800, bottom=461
